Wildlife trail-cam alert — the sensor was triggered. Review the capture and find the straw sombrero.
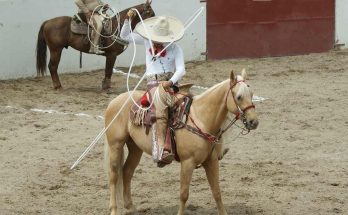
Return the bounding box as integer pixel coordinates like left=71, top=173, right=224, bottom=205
left=134, top=16, right=185, bottom=43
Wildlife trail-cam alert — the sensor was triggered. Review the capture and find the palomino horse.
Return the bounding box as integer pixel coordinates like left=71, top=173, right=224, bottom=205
left=105, top=70, right=259, bottom=215
left=36, top=1, right=155, bottom=90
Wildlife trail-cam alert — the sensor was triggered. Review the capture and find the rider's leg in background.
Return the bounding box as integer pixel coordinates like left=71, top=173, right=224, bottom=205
left=89, top=14, right=104, bottom=54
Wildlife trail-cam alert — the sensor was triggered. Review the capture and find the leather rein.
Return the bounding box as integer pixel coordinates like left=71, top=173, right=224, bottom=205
left=184, top=80, right=255, bottom=144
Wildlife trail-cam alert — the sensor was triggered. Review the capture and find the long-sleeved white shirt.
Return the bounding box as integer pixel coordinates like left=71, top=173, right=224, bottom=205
left=120, top=19, right=186, bottom=84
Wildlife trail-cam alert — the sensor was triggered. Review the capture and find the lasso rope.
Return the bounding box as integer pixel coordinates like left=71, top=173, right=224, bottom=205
left=70, top=7, right=205, bottom=170
left=87, top=4, right=122, bottom=49
left=126, top=7, right=205, bottom=110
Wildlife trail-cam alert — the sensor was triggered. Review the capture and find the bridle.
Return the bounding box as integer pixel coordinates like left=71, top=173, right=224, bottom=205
left=184, top=79, right=256, bottom=144
left=225, top=79, right=255, bottom=122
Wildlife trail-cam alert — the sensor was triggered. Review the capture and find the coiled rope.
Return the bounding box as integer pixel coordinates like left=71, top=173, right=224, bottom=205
left=87, top=4, right=121, bottom=49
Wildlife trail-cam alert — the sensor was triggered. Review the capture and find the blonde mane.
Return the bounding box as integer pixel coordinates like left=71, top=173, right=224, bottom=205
left=194, top=79, right=229, bottom=100
left=235, top=75, right=249, bottom=97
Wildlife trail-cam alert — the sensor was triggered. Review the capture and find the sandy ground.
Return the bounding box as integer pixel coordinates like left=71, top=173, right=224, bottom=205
left=0, top=50, right=347, bottom=215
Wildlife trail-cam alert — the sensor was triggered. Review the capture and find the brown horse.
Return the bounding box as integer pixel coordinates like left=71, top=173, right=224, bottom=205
left=36, top=1, right=155, bottom=90
left=104, top=70, right=259, bottom=215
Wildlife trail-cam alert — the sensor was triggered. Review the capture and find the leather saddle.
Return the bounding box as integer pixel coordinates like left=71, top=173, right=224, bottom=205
left=71, top=13, right=108, bottom=34
left=129, top=83, right=194, bottom=129
left=70, top=13, right=128, bottom=46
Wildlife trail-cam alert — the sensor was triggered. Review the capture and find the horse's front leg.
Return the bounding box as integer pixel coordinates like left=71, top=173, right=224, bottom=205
left=202, top=152, right=227, bottom=215
left=177, top=159, right=196, bottom=215
left=103, top=53, right=117, bottom=90
left=108, top=142, right=125, bottom=215
left=123, top=140, right=143, bottom=214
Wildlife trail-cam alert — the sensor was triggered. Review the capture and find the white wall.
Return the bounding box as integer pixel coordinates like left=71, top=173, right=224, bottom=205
left=336, top=0, right=348, bottom=47
left=0, top=0, right=206, bottom=80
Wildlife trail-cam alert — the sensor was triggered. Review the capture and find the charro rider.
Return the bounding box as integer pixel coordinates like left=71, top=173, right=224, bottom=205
left=120, top=10, right=186, bottom=167
left=74, top=0, right=109, bottom=54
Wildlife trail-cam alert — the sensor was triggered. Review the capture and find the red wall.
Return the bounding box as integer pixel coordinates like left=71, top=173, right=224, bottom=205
left=207, top=0, right=335, bottom=59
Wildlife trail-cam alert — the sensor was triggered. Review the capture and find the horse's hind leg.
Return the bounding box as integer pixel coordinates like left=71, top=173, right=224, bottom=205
left=48, top=48, right=63, bottom=89
left=108, top=140, right=125, bottom=215
left=123, top=139, right=143, bottom=214
left=177, top=159, right=196, bottom=215
left=202, top=154, right=227, bottom=215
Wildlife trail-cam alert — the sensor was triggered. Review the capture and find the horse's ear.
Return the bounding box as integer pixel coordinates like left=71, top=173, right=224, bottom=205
left=241, top=68, right=248, bottom=80
left=178, top=83, right=194, bottom=94
left=230, top=70, right=235, bottom=81
left=145, top=0, right=152, bottom=5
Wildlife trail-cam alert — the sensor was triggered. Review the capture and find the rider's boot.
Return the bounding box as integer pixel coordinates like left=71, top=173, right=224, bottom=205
left=89, top=45, right=104, bottom=55
left=156, top=112, right=174, bottom=167
left=153, top=84, right=175, bottom=167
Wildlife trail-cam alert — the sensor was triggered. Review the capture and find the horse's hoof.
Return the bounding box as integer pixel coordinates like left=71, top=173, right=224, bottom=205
left=53, top=85, right=62, bottom=90
left=125, top=210, right=139, bottom=215
left=110, top=209, right=120, bottom=215
left=125, top=204, right=138, bottom=215
left=102, top=78, right=111, bottom=90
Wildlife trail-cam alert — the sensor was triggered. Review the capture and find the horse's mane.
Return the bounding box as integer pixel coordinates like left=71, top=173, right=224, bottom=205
left=194, top=75, right=250, bottom=103
left=235, top=75, right=249, bottom=97
left=194, top=79, right=229, bottom=100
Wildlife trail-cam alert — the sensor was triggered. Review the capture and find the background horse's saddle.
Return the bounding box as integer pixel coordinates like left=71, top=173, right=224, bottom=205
left=70, top=13, right=112, bottom=35
left=70, top=13, right=128, bottom=46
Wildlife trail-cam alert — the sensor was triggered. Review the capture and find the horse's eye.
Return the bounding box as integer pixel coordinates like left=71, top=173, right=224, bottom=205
left=247, top=85, right=250, bottom=87
left=237, top=95, right=242, bottom=101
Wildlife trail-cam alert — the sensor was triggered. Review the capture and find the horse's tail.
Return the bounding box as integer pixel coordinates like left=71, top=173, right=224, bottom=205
left=104, top=140, right=124, bottom=204
left=36, top=21, right=47, bottom=77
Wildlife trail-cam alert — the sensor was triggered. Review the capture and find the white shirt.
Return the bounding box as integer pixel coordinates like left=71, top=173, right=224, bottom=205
left=120, top=19, right=186, bottom=84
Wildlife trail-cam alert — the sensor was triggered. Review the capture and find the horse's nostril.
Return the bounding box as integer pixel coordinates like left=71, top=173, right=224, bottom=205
left=248, top=119, right=258, bottom=129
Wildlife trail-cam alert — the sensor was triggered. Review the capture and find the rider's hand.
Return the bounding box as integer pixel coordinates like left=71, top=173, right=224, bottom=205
left=161, top=81, right=173, bottom=90
left=127, top=9, right=136, bottom=20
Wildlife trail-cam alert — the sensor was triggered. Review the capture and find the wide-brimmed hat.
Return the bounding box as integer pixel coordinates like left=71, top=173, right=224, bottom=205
left=134, top=16, right=185, bottom=43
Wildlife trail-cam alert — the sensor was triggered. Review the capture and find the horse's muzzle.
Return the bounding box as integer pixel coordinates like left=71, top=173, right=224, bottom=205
left=246, top=119, right=259, bottom=130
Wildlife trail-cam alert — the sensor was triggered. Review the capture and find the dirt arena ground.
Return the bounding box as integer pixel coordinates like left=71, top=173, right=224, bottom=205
left=1, top=50, right=347, bottom=215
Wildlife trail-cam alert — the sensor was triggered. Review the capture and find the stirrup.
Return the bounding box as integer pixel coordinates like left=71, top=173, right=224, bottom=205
left=95, top=50, right=105, bottom=55
left=89, top=46, right=105, bottom=55
left=89, top=50, right=105, bottom=55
